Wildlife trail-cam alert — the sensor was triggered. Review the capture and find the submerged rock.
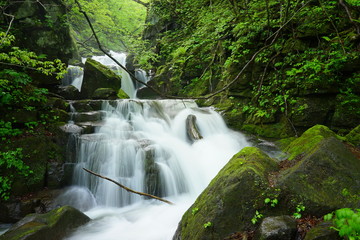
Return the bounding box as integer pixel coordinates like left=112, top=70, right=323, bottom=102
left=0, top=206, right=90, bottom=240
left=186, top=114, right=203, bottom=142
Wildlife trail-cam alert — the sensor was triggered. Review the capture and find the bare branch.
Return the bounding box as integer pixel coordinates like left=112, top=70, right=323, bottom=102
left=83, top=168, right=174, bottom=205
left=131, top=0, right=149, bottom=8
left=0, top=13, right=15, bottom=46
left=74, top=0, right=166, bottom=98
left=339, top=0, right=360, bottom=34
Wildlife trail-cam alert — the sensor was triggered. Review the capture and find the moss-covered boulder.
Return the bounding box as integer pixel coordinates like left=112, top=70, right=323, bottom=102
left=304, top=221, right=341, bottom=240
left=4, top=0, right=79, bottom=64
left=284, top=125, right=337, bottom=160
left=0, top=206, right=90, bottom=240
left=80, top=59, right=122, bottom=99
left=276, top=126, right=360, bottom=216
left=345, top=125, right=360, bottom=147
left=92, top=88, right=118, bottom=100
left=117, top=89, right=130, bottom=99
left=241, top=122, right=294, bottom=139
left=173, top=147, right=278, bottom=240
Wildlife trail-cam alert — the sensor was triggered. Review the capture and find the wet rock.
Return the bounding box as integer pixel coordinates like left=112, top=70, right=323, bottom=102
left=57, top=85, right=81, bottom=100
left=186, top=114, right=203, bottom=142
left=173, top=147, right=278, bottom=240
left=117, top=89, right=130, bottom=99
left=81, top=58, right=122, bottom=99
left=255, top=216, right=297, bottom=240
left=0, top=206, right=90, bottom=240
left=92, top=88, right=118, bottom=100
left=72, top=111, right=103, bottom=123
left=143, top=146, right=162, bottom=197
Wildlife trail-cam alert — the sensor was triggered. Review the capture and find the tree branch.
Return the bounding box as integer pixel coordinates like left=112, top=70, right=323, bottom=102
left=131, top=0, right=149, bottom=8
left=83, top=168, right=174, bottom=205
left=339, top=0, right=360, bottom=34
left=74, top=0, right=165, bottom=98
left=0, top=13, right=15, bottom=46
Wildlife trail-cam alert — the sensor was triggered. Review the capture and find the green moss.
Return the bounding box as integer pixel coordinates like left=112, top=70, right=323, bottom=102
left=345, top=125, right=360, bottom=146
left=175, top=147, right=278, bottom=239
left=117, top=89, right=130, bottom=99
left=277, top=137, right=360, bottom=215
left=275, top=137, right=297, bottom=151
left=241, top=123, right=294, bottom=139
left=285, top=125, right=336, bottom=160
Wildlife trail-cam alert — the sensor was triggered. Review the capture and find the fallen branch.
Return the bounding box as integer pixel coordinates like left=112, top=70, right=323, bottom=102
left=83, top=168, right=174, bottom=205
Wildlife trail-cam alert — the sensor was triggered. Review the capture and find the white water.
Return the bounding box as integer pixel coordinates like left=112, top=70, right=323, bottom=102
left=63, top=99, right=250, bottom=240
left=92, top=51, right=136, bottom=98
left=62, top=65, right=84, bottom=91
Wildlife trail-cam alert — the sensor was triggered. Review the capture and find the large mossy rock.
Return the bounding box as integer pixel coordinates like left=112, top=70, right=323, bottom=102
left=283, top=125, right=337, bottom=160
left=173, top=147, right=278, bottom=240
left=5, top=0, right=78, bottom=63
left=345, top=124, right=360, bottom=147
left=80, top=58, right=122, bottom=99
left=0, top=206, right=90, bottom=240
left=277, top=125, right=360, bottom=216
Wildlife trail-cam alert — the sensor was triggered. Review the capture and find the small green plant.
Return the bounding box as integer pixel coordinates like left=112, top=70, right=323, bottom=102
left=0, top=148, right=33, bottom=200
left=324, top=208, right=360, bottom=240
left=203, top=221, right=213, bottom=229
left=251, top=210, right=263, bottom=224
left=264, top=197, right=279, bottom=207
left=293, top=204, right=305, bottom=219
left=192, top=207, right=199, bottom=215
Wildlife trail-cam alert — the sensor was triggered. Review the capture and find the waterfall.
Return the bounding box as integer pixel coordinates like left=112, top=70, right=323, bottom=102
left=92, top=51, right=136, bottom=98
left=62, top=52, right=141, bottom=98
left=61, top=99, right=250, bottom=240
left=134, top=69, right=149, bottom=90
left=62, top=65, right=84, bottom=91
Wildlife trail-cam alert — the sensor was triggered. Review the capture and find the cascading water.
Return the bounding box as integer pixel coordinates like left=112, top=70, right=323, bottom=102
left=61, top=99, right=250, bottom=240
left=92, top=51, right=136, bottom=98
left=62, top=65, right=84, bottom=91
left=62, top=52, right=145, bottom=98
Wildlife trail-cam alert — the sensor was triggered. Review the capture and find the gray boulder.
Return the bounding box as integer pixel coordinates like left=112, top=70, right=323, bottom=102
left=255, top=216, right=297, bottom=240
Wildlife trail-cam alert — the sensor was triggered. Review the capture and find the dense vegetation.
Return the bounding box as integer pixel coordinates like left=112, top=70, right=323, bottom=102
left=0, top=1, right=359, bottom=238
left=0, top=32, right=66, bottom=200
left=64, top=0, right=151, bottom=59
left=144, top=0, right=360, bottom=135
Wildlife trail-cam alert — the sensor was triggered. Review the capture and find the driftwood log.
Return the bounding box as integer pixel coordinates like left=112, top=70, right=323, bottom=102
left=83, top=168, right=174, bottom=205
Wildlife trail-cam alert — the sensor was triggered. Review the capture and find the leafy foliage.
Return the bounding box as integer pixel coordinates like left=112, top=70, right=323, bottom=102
left=146, top=0, right=360, bottom=122
left=64, top=0, right=152, bottom=62
left=0, top=32, right=66, bottom=200
left=0, top=148, right=32, bottom=200
left=324, top=208, right=360, bottom=240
